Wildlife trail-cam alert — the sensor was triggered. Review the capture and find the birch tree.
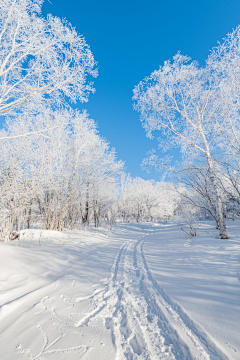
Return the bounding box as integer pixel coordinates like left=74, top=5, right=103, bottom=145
left=133, top=53, right=228, bottom=239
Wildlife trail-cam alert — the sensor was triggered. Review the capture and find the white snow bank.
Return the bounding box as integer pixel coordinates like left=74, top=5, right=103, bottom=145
left=0, top=225, right=142, bottom=359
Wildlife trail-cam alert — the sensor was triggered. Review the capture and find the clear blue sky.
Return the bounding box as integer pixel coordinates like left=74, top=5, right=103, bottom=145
left=8, top=1, right=240, bottom=180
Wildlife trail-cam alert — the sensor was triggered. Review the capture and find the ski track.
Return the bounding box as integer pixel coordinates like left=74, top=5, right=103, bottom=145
left=16, top=230, right=228, bottom=360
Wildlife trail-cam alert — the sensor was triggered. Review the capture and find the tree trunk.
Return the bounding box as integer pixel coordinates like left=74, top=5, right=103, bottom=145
left=83, top=182, right=89, bottom=224
left=27, top=200, right=32, bottom=229
left=200, top=128, right=228, bottom=239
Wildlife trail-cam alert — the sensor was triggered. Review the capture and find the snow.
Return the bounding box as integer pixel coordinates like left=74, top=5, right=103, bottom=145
left=0, top=222, right=239, bottom=359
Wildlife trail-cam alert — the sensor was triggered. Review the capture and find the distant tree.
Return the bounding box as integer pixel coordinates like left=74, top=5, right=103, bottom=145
left=117, top=175, right=180, bottom=223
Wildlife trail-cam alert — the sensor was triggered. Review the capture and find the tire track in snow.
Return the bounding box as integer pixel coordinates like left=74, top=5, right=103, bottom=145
left=112, top=243, right=128, bottom=282
left=85, top=234, right=180, bottom=359
left=117, top=237, right=191, bottom=360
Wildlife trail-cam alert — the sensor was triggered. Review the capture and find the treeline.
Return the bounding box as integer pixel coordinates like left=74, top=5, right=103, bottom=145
left=0, top=112, right=185, bottom=240
left=117, top=175, right=182, bottom=223
left=0, top=109, right=124, bottom=240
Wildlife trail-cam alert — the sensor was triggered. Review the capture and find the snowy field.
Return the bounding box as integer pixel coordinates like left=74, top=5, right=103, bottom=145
left=0, top=221, right=240, bottom=360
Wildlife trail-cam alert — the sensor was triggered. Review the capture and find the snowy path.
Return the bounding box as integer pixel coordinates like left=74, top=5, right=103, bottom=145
left=1, top=224, right=239, bottom=359
left=86, top=230, right=228, bottom=360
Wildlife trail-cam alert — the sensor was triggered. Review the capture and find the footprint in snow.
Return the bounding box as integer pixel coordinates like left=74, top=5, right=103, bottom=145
left=20, top=309, right=27, bottom=316
left=226, top=342, right=237, bottom=352
left=60, top=294, right=74, bottom=309
left=34, top=296, right=50, bottom=314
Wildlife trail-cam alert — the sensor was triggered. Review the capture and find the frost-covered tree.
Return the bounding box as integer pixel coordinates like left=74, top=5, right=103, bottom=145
left=0, top=108, right=123, bottom=240
left=133, top=53, right=228, bottom=238
left=0, top=0, right=97, bottom=115
left=78, top=132, right=123, bottom=226
left=207, top=26, right=240, bottom=155
left=177, top=164, right=225, bottom=223
left=117, top=175, right=181, bottom=222
left=206, top=26, right=240, bottom=217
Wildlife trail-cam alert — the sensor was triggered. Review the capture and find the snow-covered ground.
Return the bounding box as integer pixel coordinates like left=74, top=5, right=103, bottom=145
left=0, top=221, right=239, bottom=359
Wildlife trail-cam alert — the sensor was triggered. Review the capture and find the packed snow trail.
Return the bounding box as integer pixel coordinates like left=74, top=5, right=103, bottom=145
left=100, top=230, right=227, bottom=360
left=13, top=229, right=228, bottom=359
